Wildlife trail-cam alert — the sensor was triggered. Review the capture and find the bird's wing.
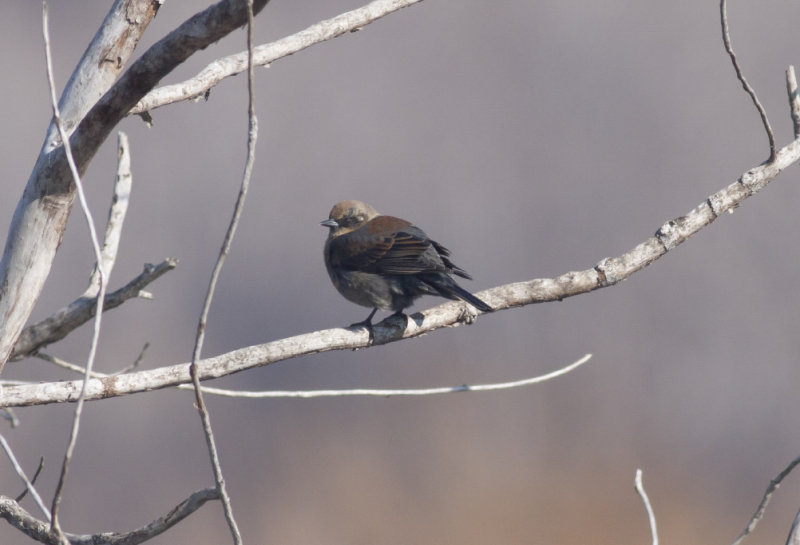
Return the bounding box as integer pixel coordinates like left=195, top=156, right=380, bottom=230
left=330, top=219, right=446, bottom=275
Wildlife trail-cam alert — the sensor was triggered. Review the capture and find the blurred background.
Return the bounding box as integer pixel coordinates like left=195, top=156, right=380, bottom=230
left=2, top=1, right=800, bottom=543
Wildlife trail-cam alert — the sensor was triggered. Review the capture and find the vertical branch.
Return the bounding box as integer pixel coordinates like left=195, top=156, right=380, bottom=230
left=42, top=4, right=109, bottom=541
left=86, top=131, right=132, bottom=296
left=634, top=469, right=659, bottom=545
left=785, top=65, right=800, bottom=139
left=188, top=1, right=259, bottom=543
left=720, top=0, right=776, bottom=161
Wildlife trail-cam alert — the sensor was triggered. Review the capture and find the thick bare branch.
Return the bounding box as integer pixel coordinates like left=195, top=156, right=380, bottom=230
left=0, top=0, right=270, bottom=372
left=3, top=125, right=800, bottom=409
left=0, top=0, right=158, bottom=372
left=130, top=0, right=426, bottom=115
left=0, top=488, right=219, bottom=545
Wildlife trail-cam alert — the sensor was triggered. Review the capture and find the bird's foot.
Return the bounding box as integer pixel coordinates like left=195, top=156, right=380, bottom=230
left=349, top=308, right=377, bottom=345
left=389, top=310, right=410, bottom=326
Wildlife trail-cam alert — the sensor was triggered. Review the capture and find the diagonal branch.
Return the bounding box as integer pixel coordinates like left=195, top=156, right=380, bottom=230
left=3, top=116, right=800, bottom=408
left=0, top=433, right=50, bottom=522
left=8, top=130, right=144, bottom=363
left=0, top=488, right=219, bottom=545
left=0, top=0, right=160, bottom=372
left=9, top=259, right=177, bottom=362
left=0, top=0, right=271, bottom=373
left=731, top=454, right=800, bottom=545
left=130, top=0, right=426, bottom=115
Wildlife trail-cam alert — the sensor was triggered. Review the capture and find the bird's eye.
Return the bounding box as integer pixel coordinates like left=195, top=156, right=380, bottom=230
left=355, top=215, right=365, bottom=223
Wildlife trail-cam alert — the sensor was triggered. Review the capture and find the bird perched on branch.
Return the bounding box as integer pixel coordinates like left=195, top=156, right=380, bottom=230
left=321, top=200, right=492, bottom=329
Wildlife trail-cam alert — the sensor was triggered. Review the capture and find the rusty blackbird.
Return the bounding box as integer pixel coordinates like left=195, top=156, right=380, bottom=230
left=321, top=200, right=492, bottom=327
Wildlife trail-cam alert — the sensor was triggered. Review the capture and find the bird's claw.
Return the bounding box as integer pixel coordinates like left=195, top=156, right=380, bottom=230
left=348, top=319, right=374, bottom=345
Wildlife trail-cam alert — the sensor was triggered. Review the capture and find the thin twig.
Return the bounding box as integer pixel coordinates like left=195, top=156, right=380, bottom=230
left=115, top=342, right=149, bottom=375
left=720, top=0, right=776, bottom=161
left=26, top=351, right=592, bottom=398
left=10, top=259, right=176, bottom=361
left=731, top=455, right=800, bottom=545
left=634, top=469, right=659, bottom=545
left=786, top=66, right=800, bottom=139
left=0, top=488, right=220, bottom=545
left=0, top=433, right=50, bottom=521
left=43, top=4, right=109, bottom=540
left=33, top=351, right=139, bottom=378
left=15, top=457, right=45, bottom=503
left=183, top=353, right=592, bottom=398
left=188, top=2, right=258, bottom=543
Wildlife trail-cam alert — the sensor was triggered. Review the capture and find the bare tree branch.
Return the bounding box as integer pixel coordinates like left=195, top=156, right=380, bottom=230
left=0, top=488, right=219, bottom=545
left=185, top=1, right=259, bottom=542
left=0, top=0, right=159, bottom=371
left=42, top=4, right=112, bottom=539
left=183, top=353, right=592, bottom=398
left=634, top=469, right=659, bottom=545
left=0, top=434, right=50, bottom=522
left=720, top=0, right=775, bottom=161
left=731, top=455, right=800, bottom=545
left=130, top=0, right=426, bottom=116
left=12, top=352, right=592, bottom=399
left=87, top=132, right=132, bottom=296
left=9, top=259, right=176, bottom=362
left=9, top=129, right=134, bottom=364
left=2, top=104, right=800, bottom=408
left=786, top=510, right=800, bottom=545
left=2, top=105, right=799, bottom=405
left=1, top=5, right=799, bottom=419
left=0, top=0, right=271, bottom=373
left=14, top=457, right=45, bottom=504
left=786, top=65, right=800, bottom=139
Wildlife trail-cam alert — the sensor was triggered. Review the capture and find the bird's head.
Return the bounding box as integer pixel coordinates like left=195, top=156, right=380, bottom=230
left=320, top=200, right=380, bottom=237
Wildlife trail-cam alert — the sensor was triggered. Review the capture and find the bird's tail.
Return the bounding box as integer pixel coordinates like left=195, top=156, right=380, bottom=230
left=420, top=274, right=493, bottom=313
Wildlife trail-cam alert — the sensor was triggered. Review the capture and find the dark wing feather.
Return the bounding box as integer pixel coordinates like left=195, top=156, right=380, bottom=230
left=330, top=218, right=450, bottom=275
left=375, top=228, right=446, bottom=274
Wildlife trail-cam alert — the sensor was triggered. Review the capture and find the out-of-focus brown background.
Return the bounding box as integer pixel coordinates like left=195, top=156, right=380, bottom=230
left=3, top=1, right=800, bottom=543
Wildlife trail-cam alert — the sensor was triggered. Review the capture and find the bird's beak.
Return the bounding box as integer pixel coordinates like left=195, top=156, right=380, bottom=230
left=320, top=219, right=338, bottom=228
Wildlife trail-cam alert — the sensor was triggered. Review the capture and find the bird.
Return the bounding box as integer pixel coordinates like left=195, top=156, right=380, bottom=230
left=321, top=200, right=492, bottom=329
